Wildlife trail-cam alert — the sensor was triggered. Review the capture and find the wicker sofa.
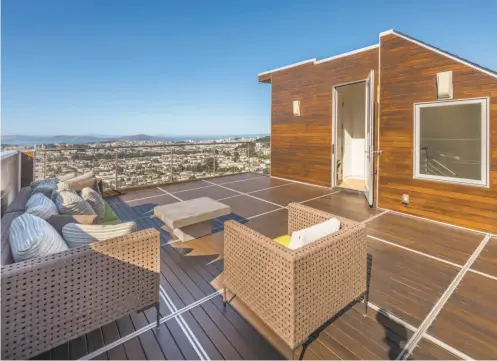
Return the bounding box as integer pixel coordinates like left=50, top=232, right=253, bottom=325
left=1, top=187, right=161, bottom=360
left=223, top=203, right=367, bottom=357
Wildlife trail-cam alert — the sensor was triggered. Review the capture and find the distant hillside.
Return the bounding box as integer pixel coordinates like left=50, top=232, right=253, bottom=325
left=1, top=133, right=269, bottom=146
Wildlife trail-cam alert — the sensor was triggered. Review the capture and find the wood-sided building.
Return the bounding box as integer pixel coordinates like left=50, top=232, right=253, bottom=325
left=258, top=29, right=497, bottom=234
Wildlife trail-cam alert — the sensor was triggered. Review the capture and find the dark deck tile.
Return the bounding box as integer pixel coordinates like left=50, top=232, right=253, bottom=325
left=367, top=212, right=482, bottom=265
left=219, top=195, right=282, bottom=218
left=222, top=177, right=290, bottom=193
left=246, top=208, right=288, bottom=239
left=158, top=180, right=211, bottom=193
left=427, top=272, right=497, bottom=359
left=471, top=236, right=497, bottom=278
left=250, top=183, right=332, bottom=206
left=174, top=185, right=239, bottom=201
left=115, top=188, right=164, bottom=202
left=101, top=322, right=127, bottom=360
left=367, top=237, right=459, bottom=327
left=410, top=338, right=461, bottom=360
left=207, top=173, right=266, bottom=184
left=304, top=190, right=379, bottom=222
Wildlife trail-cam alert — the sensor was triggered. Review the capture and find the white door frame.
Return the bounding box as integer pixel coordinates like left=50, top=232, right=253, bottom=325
left=331, top=79, right=368, bottom=188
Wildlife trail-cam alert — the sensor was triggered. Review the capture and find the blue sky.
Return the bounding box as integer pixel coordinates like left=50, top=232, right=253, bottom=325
left=2, top=0, right=496, bottom=136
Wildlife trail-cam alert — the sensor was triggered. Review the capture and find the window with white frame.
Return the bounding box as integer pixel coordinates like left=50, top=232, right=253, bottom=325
left=414, top=98, right=489, bottom=187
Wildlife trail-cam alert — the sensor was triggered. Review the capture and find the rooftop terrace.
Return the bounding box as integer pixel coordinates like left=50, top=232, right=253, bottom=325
left=33, top=172, right=496, bottom=360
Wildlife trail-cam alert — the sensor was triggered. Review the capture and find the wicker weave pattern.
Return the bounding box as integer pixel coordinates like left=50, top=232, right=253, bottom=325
left=224, top=203, right=366, bottom=349
left=1, top=228, right=160, bottom=360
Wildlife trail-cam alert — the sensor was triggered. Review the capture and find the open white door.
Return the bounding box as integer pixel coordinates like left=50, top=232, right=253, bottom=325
left=364, top=70, right=375, bottom=207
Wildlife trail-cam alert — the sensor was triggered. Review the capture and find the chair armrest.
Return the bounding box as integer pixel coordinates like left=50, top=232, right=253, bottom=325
left=223, top=221, right=296, bottom=347
left=288, top=202, right=358, bottom=234
left=1, top=228, right=160, bottom=360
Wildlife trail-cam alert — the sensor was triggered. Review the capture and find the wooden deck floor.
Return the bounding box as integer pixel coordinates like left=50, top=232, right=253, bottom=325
left=37, top=173, right=497, bottom=360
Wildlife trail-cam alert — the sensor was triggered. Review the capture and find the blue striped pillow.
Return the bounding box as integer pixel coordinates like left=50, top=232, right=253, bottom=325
left=9, top=213, right=69, bottom=262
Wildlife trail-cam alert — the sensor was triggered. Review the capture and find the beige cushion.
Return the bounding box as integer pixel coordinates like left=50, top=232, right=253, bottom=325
left=81, top=187, right=105, bottom=218
left=55, top=190, right=96, bottom=216
left=65, top=171, right=95, bottom=186
left=25, top=193, right=59, bottom=220
left=62, top=221, right=136, bottom=248
left=71, top=177, right=98, bottom=193
left=289, top=218, right=341, bottom=250
left=9, top=213, right=69, bottom=262
left=57, top=172, right=77, bottom=182
left=47, top=215, right=98, bottom=234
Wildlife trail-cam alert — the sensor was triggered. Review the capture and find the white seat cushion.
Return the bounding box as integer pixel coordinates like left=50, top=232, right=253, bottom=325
left=55, top=190, right=96, bottom=216
left=62, top=222, right=136, bottom=248
left=81, top=187, right=105, bottom=218
left=25, top=193, right=59, bottom=220
left=289, top=218, right=341, bottom=250
left=9, top=213, right=69, bottom=262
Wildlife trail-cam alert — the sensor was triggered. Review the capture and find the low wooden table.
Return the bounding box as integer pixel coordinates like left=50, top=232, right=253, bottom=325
left=154, top=197, right=231, bottom=241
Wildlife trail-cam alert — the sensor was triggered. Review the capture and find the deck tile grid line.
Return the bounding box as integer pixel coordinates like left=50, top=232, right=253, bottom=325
left=116, top=175, right=267, bottom=204
left=215, top=175, right=268, bottom=185
left=367, top=234, right=497, bottom=282
left=159, top=287, right=210, bottom=361
left=157, top=187, right=184, bottom=202
left=298, top=190, right=341, bottom=204
left=396, top=234, right=492, bottom=360
left=360, top=209, right=390, bottom=224
left=79, top=290, right=223, bottom=361
left=365, top=302, right=473, bottom=360
left=202, top=179, right=286, bottom=208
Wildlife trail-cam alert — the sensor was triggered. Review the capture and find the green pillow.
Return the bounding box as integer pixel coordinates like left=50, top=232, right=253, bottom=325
left=100, top=202, right=121, bottom=225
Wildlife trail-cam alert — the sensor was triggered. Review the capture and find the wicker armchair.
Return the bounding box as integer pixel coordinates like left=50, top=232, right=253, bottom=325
left=1, top=229, right=161, bottom=360
left=223, top=203, right=367, bottom=357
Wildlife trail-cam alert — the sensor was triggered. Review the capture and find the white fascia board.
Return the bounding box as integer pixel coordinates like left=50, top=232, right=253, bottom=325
left=258, top=43, right=379, bottom=76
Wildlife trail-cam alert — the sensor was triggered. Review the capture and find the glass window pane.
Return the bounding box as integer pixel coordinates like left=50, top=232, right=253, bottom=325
left=418, top=102, right=482, bottom=181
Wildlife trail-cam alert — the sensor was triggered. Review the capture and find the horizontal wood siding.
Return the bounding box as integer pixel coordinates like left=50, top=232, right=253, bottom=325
left=269, top=49, right=378, bottom=187
left=379, top=34, right=497, bottom=233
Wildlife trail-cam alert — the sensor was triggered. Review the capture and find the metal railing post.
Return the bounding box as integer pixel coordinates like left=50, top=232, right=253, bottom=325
left=115, top=150, right=118, bottom=190
left=92, top=148, right=95, bottom=171
left=170, top=146, right=174, bottom=183
left=213, top=144, right=216, bottom=175
left=247, top=142, right=250, bottom=171
left=43, top=150, right=47, bottom=179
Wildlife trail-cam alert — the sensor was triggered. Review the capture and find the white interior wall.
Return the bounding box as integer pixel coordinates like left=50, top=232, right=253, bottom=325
left=337, top=82, right=366, bottom=180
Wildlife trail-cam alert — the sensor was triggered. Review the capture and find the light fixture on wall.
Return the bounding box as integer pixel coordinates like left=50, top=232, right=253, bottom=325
left=293, top=100, right=301, bottom=116
left=436, top=71, right=453, bottom=99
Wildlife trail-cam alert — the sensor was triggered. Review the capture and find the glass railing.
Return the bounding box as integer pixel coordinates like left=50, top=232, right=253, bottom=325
left=34, top=141, right=270, bottom=190
left=1, top=150, right=21, bottom=215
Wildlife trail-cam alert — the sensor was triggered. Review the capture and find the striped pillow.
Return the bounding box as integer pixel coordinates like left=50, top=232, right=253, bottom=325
left=9, top=213, right=69, bottom=262
left=55, top=191, right=96, bottom=216
left=26, top=193, right=59, bottom=220
left=57, top=181, right=76, bottom=193
left=62, top=222, right=136, bottom=248
left=81, top=187, right=105, bottom=218
left=31, top=178, right=58, bottom=198
left=50, top=182, right=77, bottom=202
left=30, top=177, right=58, bottom=190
